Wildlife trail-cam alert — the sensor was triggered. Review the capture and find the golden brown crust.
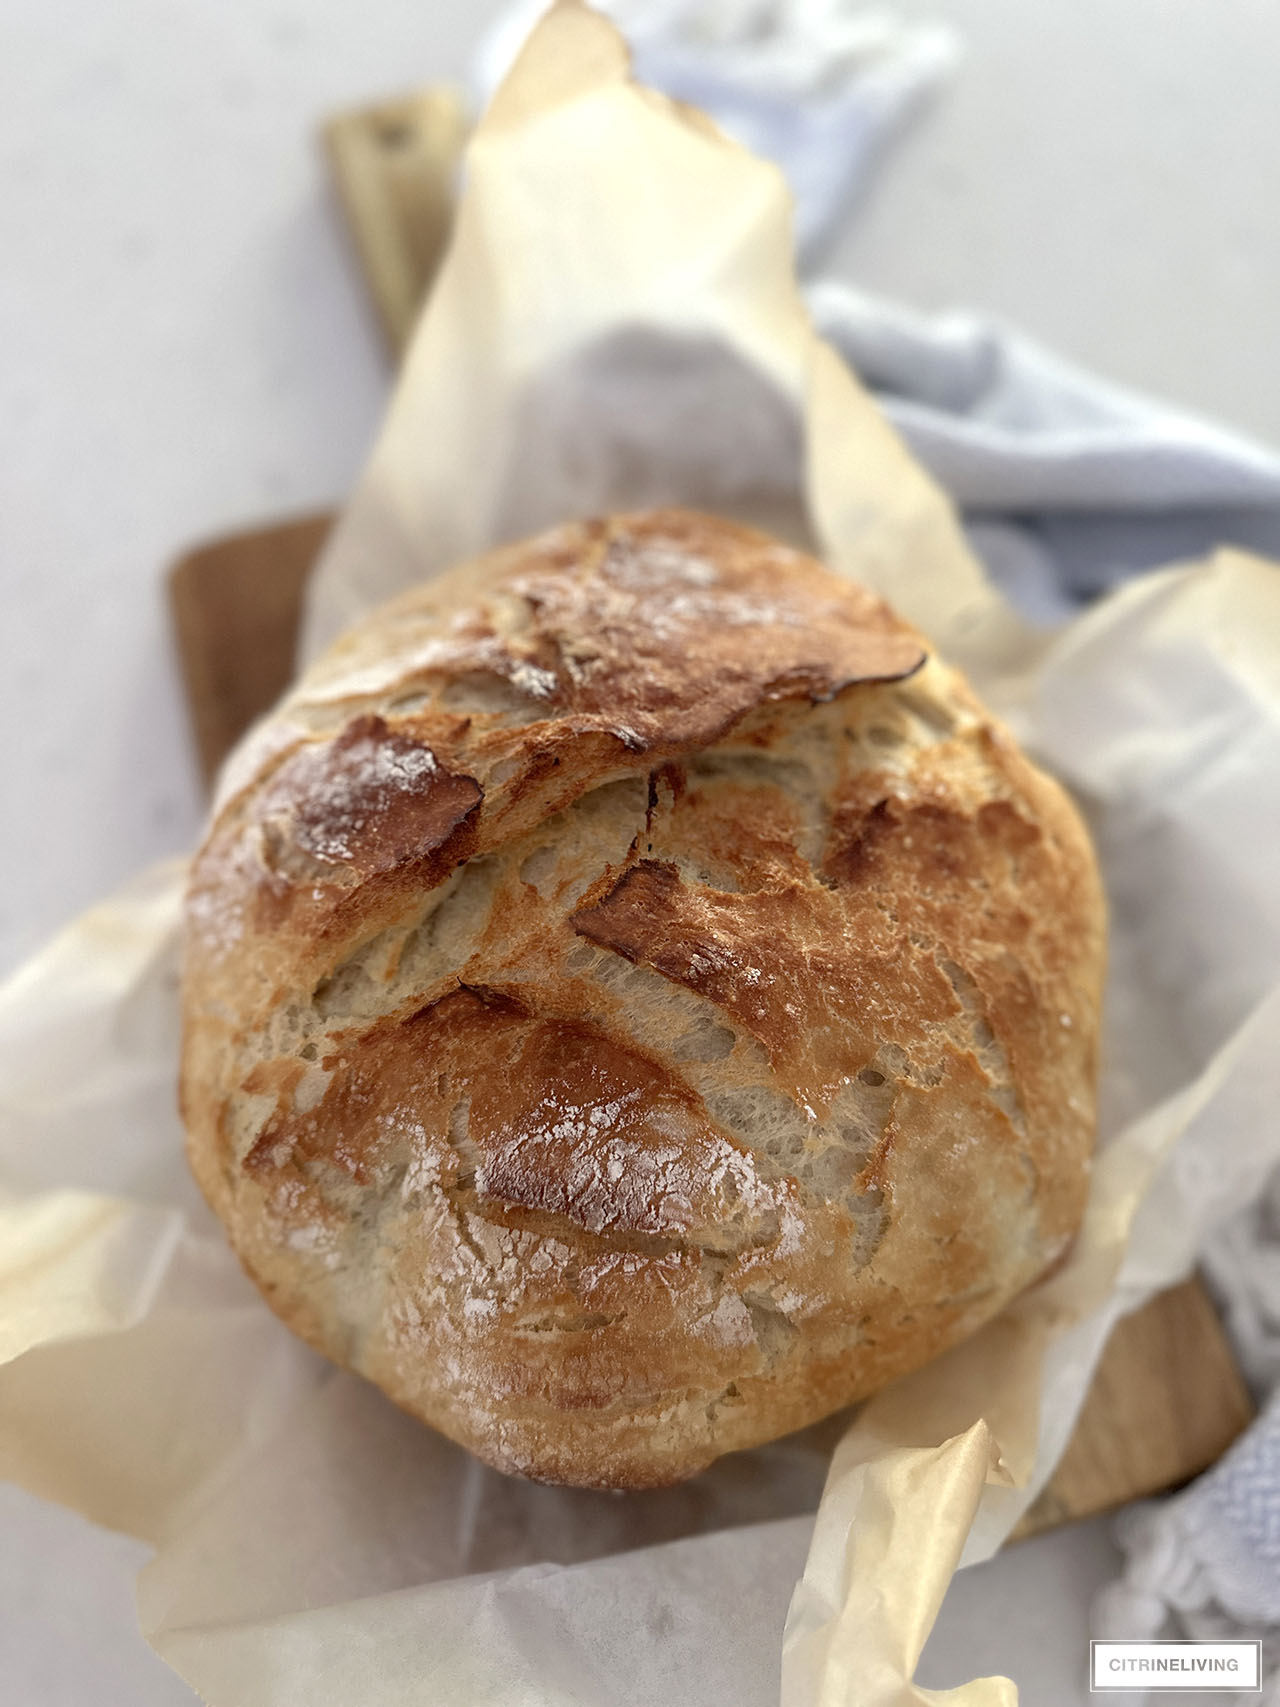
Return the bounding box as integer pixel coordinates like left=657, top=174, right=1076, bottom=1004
left=181, top=509, right=1106, bottom=1487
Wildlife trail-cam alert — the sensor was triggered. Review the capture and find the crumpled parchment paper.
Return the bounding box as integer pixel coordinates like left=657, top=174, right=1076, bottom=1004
left=3, top=4, right=1280, bottom=1703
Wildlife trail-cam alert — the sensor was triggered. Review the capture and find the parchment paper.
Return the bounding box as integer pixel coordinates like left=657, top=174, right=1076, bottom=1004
left=3, top=4, right=1280, bottom=1703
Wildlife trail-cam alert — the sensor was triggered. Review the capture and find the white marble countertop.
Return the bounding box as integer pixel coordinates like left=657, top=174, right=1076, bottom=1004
left=3, top=2, right=1277, bottom=1702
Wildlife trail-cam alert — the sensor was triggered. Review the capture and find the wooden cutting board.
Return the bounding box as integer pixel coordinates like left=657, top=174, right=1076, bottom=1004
left=164, top=85, right=1256, bottom=1541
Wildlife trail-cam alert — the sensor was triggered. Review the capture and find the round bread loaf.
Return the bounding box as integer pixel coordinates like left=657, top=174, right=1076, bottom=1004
left=182, top=509, right=1105, bottom=1488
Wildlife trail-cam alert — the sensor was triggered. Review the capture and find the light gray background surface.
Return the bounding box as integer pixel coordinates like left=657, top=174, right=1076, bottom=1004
left=3, top=2, right=1277, bottom=1701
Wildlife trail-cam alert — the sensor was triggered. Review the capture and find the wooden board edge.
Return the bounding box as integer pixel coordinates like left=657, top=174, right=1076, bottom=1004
left=168, top=513, right=334, bottom=790
left=322, top=87, right=467, bottom=359
left=1013, top=1276, right=1254, bottom=1540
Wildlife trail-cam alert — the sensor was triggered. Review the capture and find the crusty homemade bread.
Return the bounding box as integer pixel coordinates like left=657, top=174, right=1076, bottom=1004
left=181, top=509, right=1105, bottom=1488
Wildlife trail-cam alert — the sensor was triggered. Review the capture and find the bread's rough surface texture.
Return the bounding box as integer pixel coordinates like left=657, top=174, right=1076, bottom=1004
left=182, top=509, right=1105, bottom=1487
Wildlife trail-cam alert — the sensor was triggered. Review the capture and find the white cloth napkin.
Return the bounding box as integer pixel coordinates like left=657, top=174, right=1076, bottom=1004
left=1095, top=1392, right=1280, bottom=1703
left=806, top=281, right=1280, bottom=624
left=474, top=0, right=1280, bottom=1679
